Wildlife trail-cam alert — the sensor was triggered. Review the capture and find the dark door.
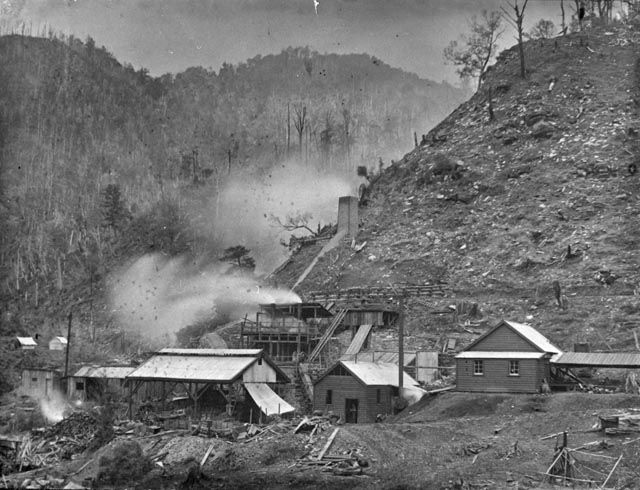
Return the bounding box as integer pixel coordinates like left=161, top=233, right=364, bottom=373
left=345, top=398, right=359, bottom=423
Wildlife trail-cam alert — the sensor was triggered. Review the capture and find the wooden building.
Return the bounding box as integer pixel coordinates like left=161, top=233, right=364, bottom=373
left=48, top=337, right=68, bottom=351
left=68, top=366, right=135, bottom=401
left=240, top=303, right=334, bottom=363
left=15, top=337, right=37, bottom=350
left=126, top=348, right=293, bottom=419
left=313, top=360, right=421, bottom=423
left=455, top=320, right=561, bottom=394
left=20, top=368, right=62, bottom=398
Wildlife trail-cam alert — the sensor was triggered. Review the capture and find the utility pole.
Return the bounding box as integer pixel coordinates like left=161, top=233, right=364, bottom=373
left=398, top=295, right=405, bottom=391
left=64, top=311, right=72, bottom=379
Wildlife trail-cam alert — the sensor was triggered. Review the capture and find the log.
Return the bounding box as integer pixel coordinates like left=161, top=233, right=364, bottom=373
left=317, top=428, right=339, bottom=461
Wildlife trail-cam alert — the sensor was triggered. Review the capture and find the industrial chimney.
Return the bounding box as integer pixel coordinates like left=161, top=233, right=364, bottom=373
left=337, top=196, right=358, bottom=239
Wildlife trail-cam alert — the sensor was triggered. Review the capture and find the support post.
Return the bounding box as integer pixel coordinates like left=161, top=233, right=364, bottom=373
left=398, top=296, right=405, bottom=391
left=64, top=312, right=72, bottom=379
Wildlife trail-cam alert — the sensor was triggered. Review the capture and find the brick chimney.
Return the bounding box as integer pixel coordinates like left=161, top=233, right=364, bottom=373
left=337, top=196, right=358, bottom=239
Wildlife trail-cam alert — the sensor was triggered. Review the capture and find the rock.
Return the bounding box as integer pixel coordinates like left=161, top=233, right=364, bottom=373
left=531, top=120, right=556, bottom=139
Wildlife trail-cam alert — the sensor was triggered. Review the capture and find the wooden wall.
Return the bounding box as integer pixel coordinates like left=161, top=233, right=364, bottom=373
left=471, top=325, right=539, bottom=352
left=455, top=358, right=545, bottom=393
left=313, top=375, right=394, bottom=423
left=20, top=369, right=61, bottom=398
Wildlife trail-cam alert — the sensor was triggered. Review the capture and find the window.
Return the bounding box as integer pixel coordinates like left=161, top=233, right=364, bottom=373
left=376, top=389, right=381, bottom=404
left=509, top=360, right=520, bottom=376
left=473, top=360, right=484, bottom=375
left=31, top=377, right=38, bottom=385
left=325, top=389, right=333, bottom=405
left=75, top=381, right=85, bottom=391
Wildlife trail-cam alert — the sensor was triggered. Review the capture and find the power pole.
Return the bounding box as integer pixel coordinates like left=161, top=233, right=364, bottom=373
left=64, top=311, right=72, bottom=379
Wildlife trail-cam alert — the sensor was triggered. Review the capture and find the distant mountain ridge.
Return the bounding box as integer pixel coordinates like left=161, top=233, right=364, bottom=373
left=0, top=33, right=466, bottom=349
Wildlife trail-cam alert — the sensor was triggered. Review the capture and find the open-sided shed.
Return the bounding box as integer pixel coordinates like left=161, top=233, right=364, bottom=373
left=68, top=366, right=135, bottom=401
left=126, top=348, right=292, bottom=419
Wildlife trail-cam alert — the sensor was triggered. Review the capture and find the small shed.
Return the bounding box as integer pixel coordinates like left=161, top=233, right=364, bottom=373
left=455, top=320, right=561, bottom=394
left=48, top=337, right=68, bottom=351
left=15, top=337, right=37, bottom=350
left=68, top=365, right=135, bottom=401
left=313, top=360, right=421, bottom=423
left=20, top=368, right=62, bottom=398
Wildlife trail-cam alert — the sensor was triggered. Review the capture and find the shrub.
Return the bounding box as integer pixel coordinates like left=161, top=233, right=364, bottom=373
left=97, top=440, right=151, bottom=485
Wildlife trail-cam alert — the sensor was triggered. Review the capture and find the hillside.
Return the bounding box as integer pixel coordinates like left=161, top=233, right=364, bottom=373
left=276, top=24, right=640, bottom=353
left=0, top=33, right=465, bottom=390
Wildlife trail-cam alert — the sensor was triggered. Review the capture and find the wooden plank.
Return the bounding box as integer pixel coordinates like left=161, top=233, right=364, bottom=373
left=601, top=454, right=623, bottom=489
left=200, top=443, right=215, bottom=469
left=317, top=428, right=339, bottom=461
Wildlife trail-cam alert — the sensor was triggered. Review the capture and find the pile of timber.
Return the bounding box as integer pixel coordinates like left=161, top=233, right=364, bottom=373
left=296, top=428, right=370, bottom=476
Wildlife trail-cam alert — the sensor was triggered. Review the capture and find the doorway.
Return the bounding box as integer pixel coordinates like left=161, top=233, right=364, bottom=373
left=345, top=398, right=359, bottom=423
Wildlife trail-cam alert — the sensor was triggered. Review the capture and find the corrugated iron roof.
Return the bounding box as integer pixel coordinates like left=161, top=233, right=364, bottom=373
left=73, top=366, right=135, bottom=378
left=127, top=354, right=256, bottom=382
left=456, top=351, right=546, bottom=359
left=16, top=337, right=37, bottom=346
left=158, top=348, right=262, bottom=357
left=51, top=337, right=68, bottom=344
left=552, top=352, right=640, bottom=368
left=244, top=382, right=295, bottom=416
left=503, top=321, right=561, bottom=354
left=341, top=361, right=419, bottom=387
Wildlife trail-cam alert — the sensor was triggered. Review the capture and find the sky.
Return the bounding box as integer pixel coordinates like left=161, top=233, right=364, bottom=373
left=1, top=0, right=564, bottom=85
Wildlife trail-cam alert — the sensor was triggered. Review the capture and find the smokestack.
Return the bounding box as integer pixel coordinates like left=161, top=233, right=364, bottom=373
left=337, top=196, right=358, bottom=239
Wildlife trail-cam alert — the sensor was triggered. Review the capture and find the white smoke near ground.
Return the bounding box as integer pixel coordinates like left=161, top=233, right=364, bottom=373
left=39, top=390, right=68, bottom=424
left=110, top=253, right=301, bottom=341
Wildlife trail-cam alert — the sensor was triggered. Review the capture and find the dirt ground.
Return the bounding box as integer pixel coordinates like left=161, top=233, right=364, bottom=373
left=6, top=392, right=639, bottom=489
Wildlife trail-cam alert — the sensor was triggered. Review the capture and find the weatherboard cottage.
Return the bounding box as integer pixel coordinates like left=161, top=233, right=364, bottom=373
left=455, top=320, right=561, bottom=394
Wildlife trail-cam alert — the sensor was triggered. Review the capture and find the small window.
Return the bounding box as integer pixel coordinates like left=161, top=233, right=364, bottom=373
left=473, top=360, right=484, bottom=375
left=509, top=360, right=520, bottom=376
left=75, top=381, right=85, bottom=391
left=376, top=389, right=381, bottom=404
left=258, top=358, right=263, bottom=365
left=325, top=389, right=332, bottom=405
left=31, top=377, right=38, bottom=384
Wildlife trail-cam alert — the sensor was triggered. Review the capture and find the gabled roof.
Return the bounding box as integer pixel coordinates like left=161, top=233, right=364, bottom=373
left=463, top=320, right=561, bottom=354
left=73, top=366, right=135, bottom=378
left=552, top=352, right=640, bottom=368
left=456, top=351, right=546, bottom=359
left=16, top=337, right=37, bottom=346
left=314, top=360, right=419, bottom=388
left=51, top=337, right=68, bottom=344
left=127, top=348, right=289, bottom=383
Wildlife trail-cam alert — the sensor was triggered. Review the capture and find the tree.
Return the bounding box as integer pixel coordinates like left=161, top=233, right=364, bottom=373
left=527, top=19, right=556, bottom=39
left=293, top=104, right=307, bottom=158
left=220, top=245, right=255, bottom=270
left=101, top=184, right=128, bottom=232
left=270, top=211, right=320, bottom=237
left=443, top=10, right=504, bottom=90
left=501, top=0, right=529, bottom=79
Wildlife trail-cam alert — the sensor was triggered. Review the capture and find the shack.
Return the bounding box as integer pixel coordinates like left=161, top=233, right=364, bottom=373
left=126, top=348, right=293, bottom=419
left=68, top=366, right=135, bottom=402
left=240, top=303, right=334, bottom=363
left=455, top=320, right=561, bottom=393
left=313, top=360, right=422, bottom=423
left=20, top=368, right=62, bottom=398
left=48, top=337, right=68, bottom=351
left=15, top=337, right=37, bottom=350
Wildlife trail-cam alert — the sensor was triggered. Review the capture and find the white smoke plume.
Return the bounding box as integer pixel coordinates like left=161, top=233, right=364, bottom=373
left=109, top=253, right=301, bottom=341
left=39, top=390, right=68, bottom=423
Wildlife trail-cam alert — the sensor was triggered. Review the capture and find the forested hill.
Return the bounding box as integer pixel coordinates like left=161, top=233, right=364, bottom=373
left=0, top=33, right=465, bottom=343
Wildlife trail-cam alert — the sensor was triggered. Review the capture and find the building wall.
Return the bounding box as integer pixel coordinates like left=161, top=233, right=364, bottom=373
left=456, top=358, right=544, bottom=393
left=313, top=375, right=394, bottom=423
left=242, top=360, right=277, bottom=383
left=471, top=324, right=539, bottom=352
left=20, top=369, right=61, bottom=397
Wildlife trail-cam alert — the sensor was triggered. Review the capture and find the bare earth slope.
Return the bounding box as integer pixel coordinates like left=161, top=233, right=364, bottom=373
left=279, top=25, right=640, bottom=353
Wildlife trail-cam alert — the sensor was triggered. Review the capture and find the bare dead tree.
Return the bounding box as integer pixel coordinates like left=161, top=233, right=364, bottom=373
left=293, top=104, right=307, bottom=158
left=561, top=0, right=567, bottom=35
left=270, top=212, right=320, bottom=236
left=501, top=0, right=529, bottom=79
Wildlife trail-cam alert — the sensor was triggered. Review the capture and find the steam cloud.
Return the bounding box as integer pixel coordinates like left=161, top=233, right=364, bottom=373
left=110, top=254, right=301, bottom=341
left=110, top=160, right=357, bottom=344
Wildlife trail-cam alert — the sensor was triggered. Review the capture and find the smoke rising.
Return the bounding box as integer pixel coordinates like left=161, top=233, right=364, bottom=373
left=110, top=254, right=301, bottom=341
left=110, top=160, right=356, bottom=343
